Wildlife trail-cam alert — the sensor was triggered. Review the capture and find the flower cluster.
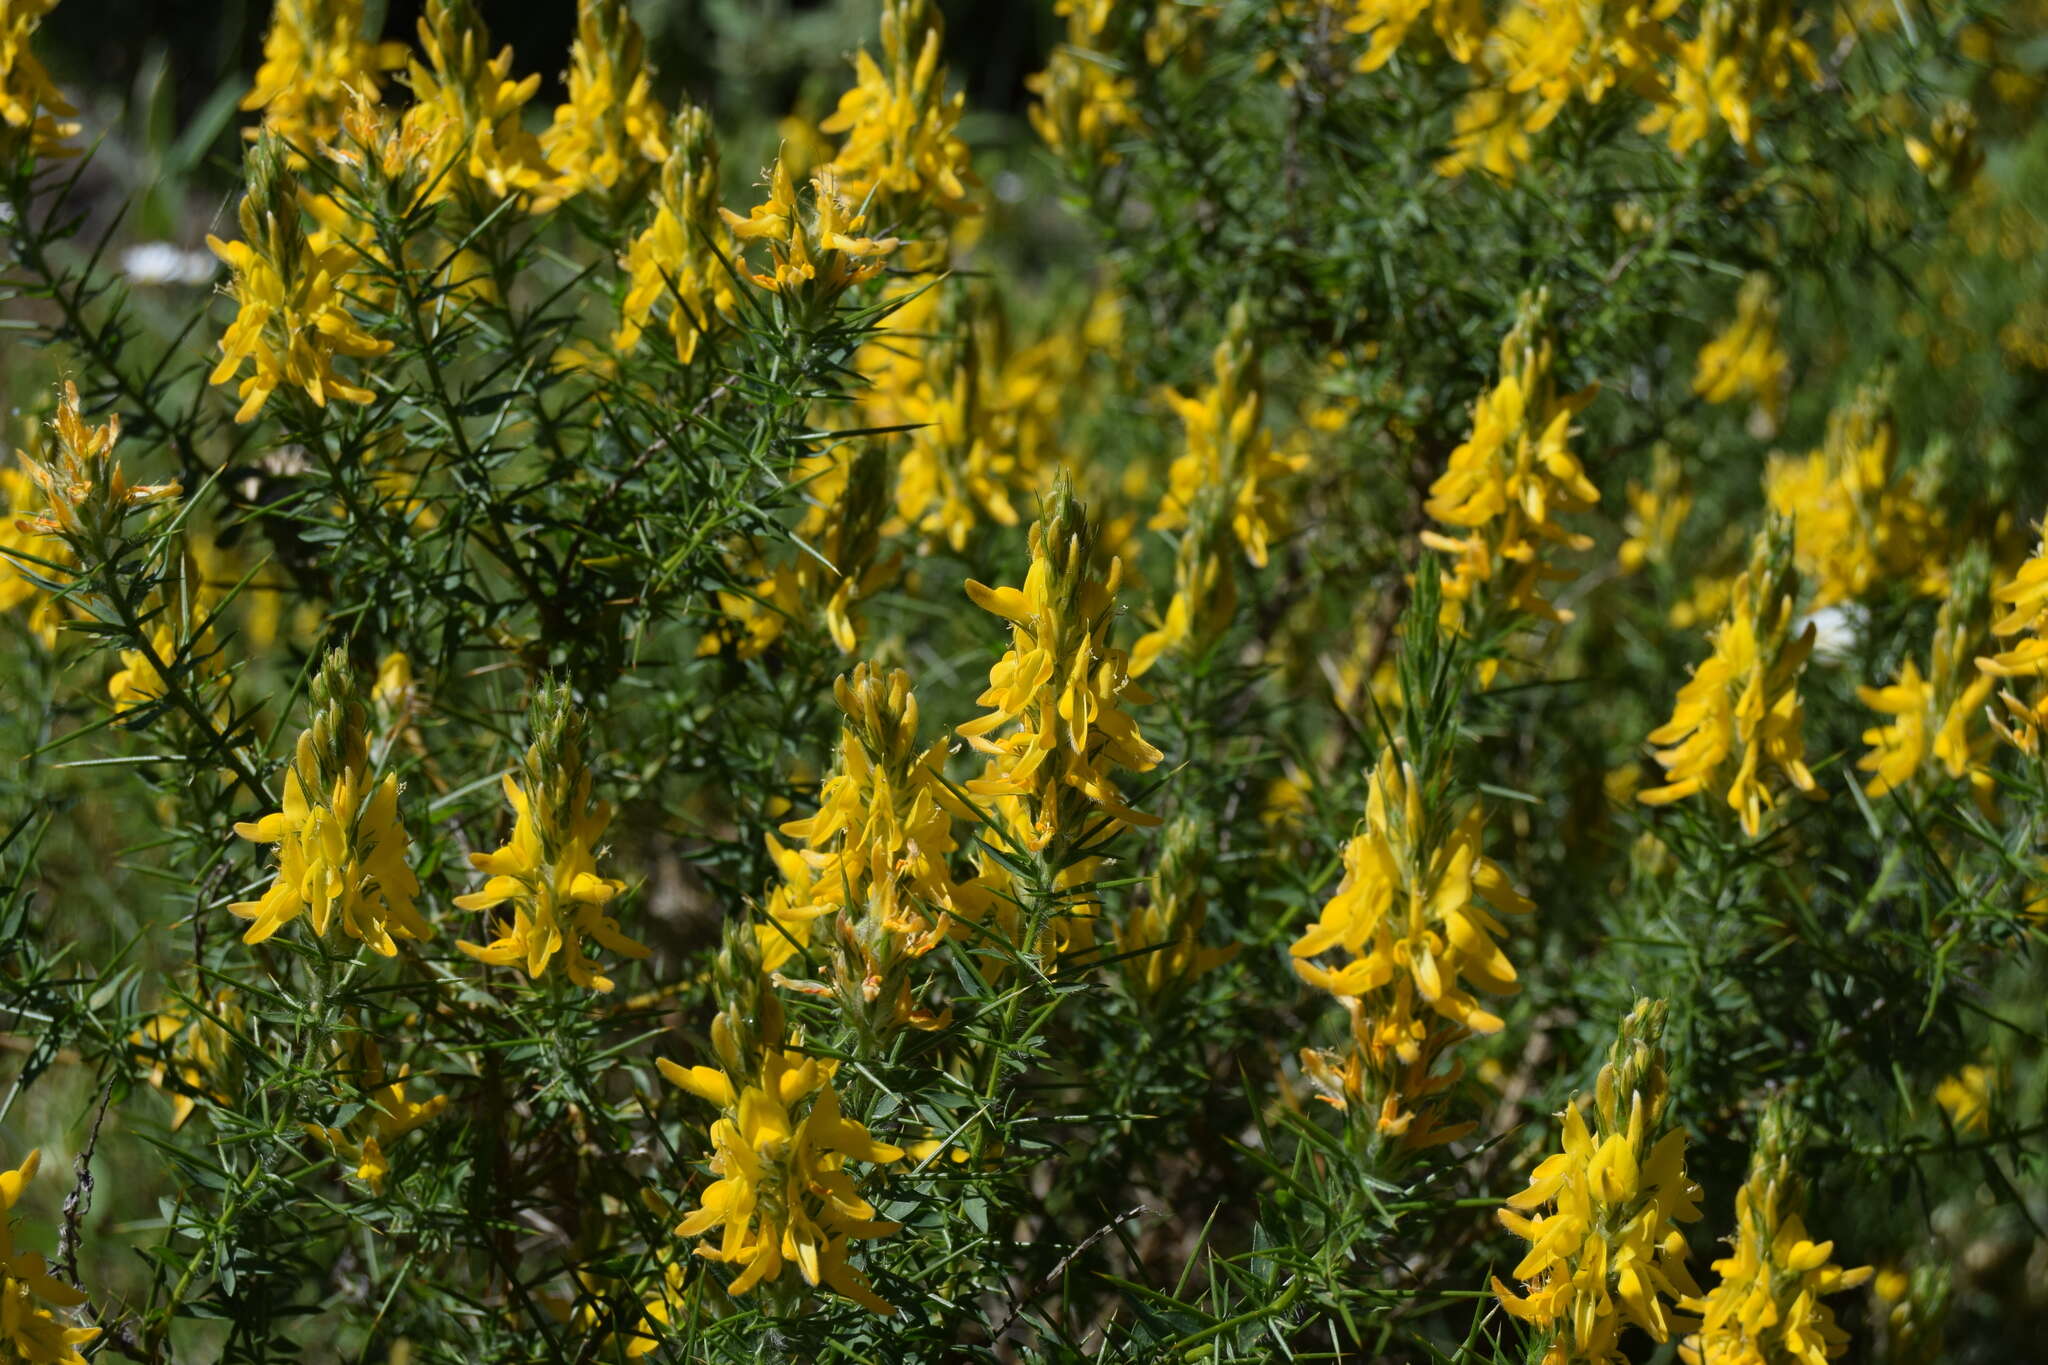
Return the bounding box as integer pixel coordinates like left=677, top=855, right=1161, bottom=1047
left=764, top=663, right=968, bottom=1036
left=13, top=381, right=181, bottom=581
left=821, top=0, right=979, bottom=232
left=719, top=159, right=901, bottom=313
left=1977, top=528, right=2048, bottom=755
left=240, top=0, right=406, bottom=152
left=1436, top=0, right=1670, bottom=178
left=1115, top=815, right=1236, bottom=1008
left=303, top=1029, right=449, bottom=1194
left=1618, top=445, right=1692, bottom=576
left=1858, top=560, right=1994, bottom=801
left=1640, top=0, right=1821, bottom=156
left=1150, top=299, right=1304, bottom=569
left=1694, top=274, right=1788, bottom=425
left=1422, top=292, right=1600, bottom=635
left=613, top=106, right=734, bottom=366
left=1678, top=1103, right=1872, bottom=1365
left=1763, top=382, right=1947, bottom=608
left=863, top=282, right=1074, bottom=553
left=1494, top=999, right=1704, bottom=1365
left=959, top=474, right=1163, bottom=857
left=1348, top=0, right=1484, bottom=76
left=1028, top=2, right=1141, bottom=167
left=404, top=0, right=556, bottom=209
left=231, top=649, right=432, bottom=955
left=1290, top=745, right=1530, bottom=1145
left=661, top=933, right=904, bottom=1313
left=129, top=987, right=243, bottom=1130
left=541, top=0, right=669, bottom=205
left=455, top=680, right=648, bottom=993
left=1134, top=301, right=1303, bottom=674
left=0, top=464, right=65, bottom=646
left=208, top=138, right=392, bottom=423
left=1640, top=522, right=1820, bottom=836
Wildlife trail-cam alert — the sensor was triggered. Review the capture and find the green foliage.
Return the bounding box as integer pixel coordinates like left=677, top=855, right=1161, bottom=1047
left=0, top=1, right=2043, bottom=1363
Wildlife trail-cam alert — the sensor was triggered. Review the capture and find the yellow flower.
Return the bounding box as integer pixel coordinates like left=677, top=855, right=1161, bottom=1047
left=0, top=1148, right=98, bottom=1364
left=129, top=988, right=243, bottom=1130
left=106, top=623, right=176, bottom=714
left=102, top=549, right=235, bottom=718
left=1027, top=36, right=1140, bottom=166
left=230, top=651, right=432, bottom=956
left=541, top=0, right=669, bottom=204
left=1149, top=301, right=1306, bottom=571
left=1903, top=98, right=1980, bottom=192
left=1436, top=81, right=1539, bottom=181
left=0, top=0, right=79, bottom=159
left=1679, top=1106, right=1872, bottom=1365
left=240, top=0, right=407, bottom=151
left=1489, top=0, right=1674, bottom=112
left=1130, top=513, right=1236, bottom=678
left=664, top=1047, right=904, bottom=1313
left=372, top=649, right=415, bottom=720
left=1421, top=292, right=1599, bottom=631
left=613, top=106, right=734, bottom=366
left=14, top=383, right=180, bottom=544
left=697, top=443, right=896, bottom=658
left=1291, top=746, right=1531, bottom=1036
left=719, top=160, right=901, bottom=305
left=1432, top=0, right=1676, bottom=182
left=1762, top=382, right=1946, bottom=608
left=1694, top=274, right=1788, bottom=423
left=404, top=0, right=557, bottom=210
left=769, top=664, right=969, bottom=1032
left=959, top=474, right=1163, bottom=854
left=870, top=283, right=1069, bottom=553
left=1977, top=528, right=2048, bottom=754
left=0, top=465, right=66, bottom=645
left=1639, top=0, right=1821, bottom=155
left=1856, top=660, right=1990, bottom=799
left=756, top=832, right=833, bottom=975
left=303, top=1030, right=449, bottom=1194
left=456, top=682, right=648, bottom=993
left=208, top=140, right=393, bottom=423
left=1494, top=1000, right=1704, bottom=1365
left=1117, top=816, right=1237, bottom=1007
left=821, top=0, right=979, bottom=226
left=1640, top=523, right=1820, bottom=837
left=1933, top=1064, right=1993, bottom=1135
left=1618, top=446, right=1692, bottom=575
left=1346, top=0, right=1484, bottom=73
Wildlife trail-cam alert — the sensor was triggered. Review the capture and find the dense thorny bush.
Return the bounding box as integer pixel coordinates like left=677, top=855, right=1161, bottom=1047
left=0, top=0, right=2043, bottom=1360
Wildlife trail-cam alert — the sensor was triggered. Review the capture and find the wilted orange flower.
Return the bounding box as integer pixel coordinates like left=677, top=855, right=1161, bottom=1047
left=15, top=383, right=180, bottom=543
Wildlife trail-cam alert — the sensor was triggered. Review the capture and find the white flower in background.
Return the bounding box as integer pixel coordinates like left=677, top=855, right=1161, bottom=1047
left=121, top=242, right=218, bottom=286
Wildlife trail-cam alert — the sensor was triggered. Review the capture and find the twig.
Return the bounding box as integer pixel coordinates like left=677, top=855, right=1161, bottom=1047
left=990, top=1203, right=1151, bottom=1344
left=58, top=1085, right=113, bottom=1286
